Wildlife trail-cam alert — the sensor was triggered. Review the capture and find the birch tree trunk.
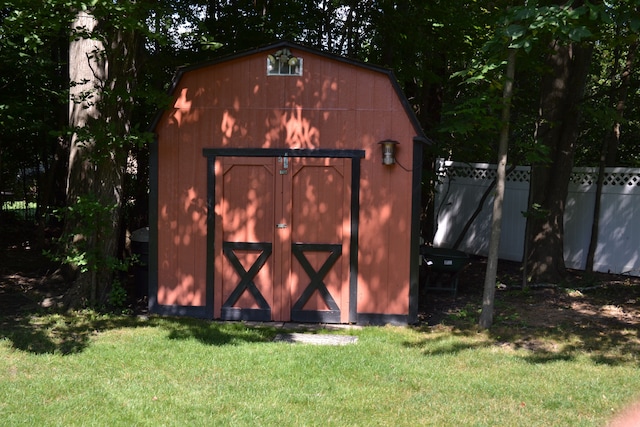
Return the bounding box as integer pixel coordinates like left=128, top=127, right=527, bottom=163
left=479, top=48, right=516, bottom=330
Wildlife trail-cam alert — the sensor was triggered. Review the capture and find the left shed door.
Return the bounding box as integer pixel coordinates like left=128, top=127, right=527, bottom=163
left=214, top=157, right=277, bottom=321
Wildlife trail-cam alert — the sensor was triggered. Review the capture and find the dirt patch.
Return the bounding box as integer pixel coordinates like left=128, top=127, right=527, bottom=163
left=419, top=256, right=640, bottom=361
left=0, top=219, right=142, bottom=316
left=0, top=220, right=64, bottom=316
left=420, top=256, right=640, bottom=321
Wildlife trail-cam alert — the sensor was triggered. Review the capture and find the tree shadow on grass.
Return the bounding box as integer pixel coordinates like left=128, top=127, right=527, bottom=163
left=0, top=312, right=279, bottom=355
left=491, top=320, right=640, bottom=366
left=162, top=318, right=278, bottom=346
left=403, top=328, right=493, bottom=356
left=405, top=336, right=491, bottom=356
left=0, top=311, right=147, bottom=355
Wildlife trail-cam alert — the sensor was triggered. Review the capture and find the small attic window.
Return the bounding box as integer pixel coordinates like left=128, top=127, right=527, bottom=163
left=267, top=48, right=302, bottom=76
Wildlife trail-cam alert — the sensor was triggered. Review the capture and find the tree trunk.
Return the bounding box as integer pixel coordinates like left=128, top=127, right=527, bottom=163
left=525, top=41, right=593, bottom=284
left=586, top=42, right=636, bottom=272
left=64, top=9, right=141, bottom=307
left=479, top=48, right=516, bottom=330
left=64, top=10, right=104, bottom=305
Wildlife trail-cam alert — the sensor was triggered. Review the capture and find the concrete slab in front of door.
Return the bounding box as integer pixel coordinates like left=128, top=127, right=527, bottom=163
left=241, top=321, right=362, bottom=331
left=273, top=332, right=358, bottom=346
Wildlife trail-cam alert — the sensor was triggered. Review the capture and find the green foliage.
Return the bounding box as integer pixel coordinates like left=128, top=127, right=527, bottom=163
left=56, top=196, right=112, bottom=272
left=46, top=194, right=132, bottom=275
left=522, top=202, right=551, bottom=220
left=0, top=1, right=72, bottom=212
left=519, top=142, right=551, bottom=165
left=107, top=280, right=128, bottom=309
left=435, top=0, right=640, bottom=166
left=447, top=302, right=481, bottom=322
left=573, top=0, right=640, bottom=166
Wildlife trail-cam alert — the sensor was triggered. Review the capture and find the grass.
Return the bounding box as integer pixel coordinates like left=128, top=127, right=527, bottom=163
left=1, top=312, right=639, bottom=426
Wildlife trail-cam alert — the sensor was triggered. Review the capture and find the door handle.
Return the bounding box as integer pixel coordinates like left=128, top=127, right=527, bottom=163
left=276, top=223, right=288, bottom=229
left=279, top=154, right=289, bottom=174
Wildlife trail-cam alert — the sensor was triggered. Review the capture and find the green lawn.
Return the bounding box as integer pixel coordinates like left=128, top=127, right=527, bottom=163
left=1, top=312, right=638, bottom=426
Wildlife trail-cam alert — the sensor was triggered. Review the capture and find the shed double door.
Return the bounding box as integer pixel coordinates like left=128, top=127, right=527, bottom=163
left=214, top=156, right=351, bottom=323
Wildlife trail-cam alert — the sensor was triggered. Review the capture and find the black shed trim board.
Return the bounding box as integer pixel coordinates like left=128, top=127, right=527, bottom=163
left=148, top=41, right=432, bottom=324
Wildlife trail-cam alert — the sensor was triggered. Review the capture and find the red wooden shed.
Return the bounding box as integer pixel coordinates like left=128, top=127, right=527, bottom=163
left=149, top=41, right=429, bottom=325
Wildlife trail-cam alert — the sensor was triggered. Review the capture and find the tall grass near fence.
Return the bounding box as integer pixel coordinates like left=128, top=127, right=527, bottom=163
left=1, top=313, right=639, bottom=426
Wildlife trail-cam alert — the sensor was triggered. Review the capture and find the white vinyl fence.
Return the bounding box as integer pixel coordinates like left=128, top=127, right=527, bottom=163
left=433, top=160, right=640, bottom=277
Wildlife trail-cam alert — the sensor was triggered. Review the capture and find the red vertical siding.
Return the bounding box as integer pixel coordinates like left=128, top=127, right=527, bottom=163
left=155, top=81, right=210, bottom=307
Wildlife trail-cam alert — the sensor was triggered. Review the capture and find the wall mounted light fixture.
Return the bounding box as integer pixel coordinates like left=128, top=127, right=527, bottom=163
left=378, top=139, right=399, bottom=165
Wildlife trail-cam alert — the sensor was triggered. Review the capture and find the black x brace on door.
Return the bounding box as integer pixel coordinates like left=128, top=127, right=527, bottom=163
left=291, top=243, right=342, bottom=323
left=221, top=242, right=272, bottom=321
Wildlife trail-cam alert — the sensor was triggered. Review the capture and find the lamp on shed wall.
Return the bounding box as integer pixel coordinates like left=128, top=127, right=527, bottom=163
left=378, top=140, right=399, bottom=165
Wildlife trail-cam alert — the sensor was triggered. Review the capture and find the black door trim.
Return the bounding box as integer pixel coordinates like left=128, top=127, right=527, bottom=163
left=203, top=148, right=365, bottom=159
left=203, top=148, right=364, bottom=323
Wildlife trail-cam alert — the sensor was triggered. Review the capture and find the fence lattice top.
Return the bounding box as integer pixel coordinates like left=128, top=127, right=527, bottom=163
left=439, top=161, right=640, bottom=187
